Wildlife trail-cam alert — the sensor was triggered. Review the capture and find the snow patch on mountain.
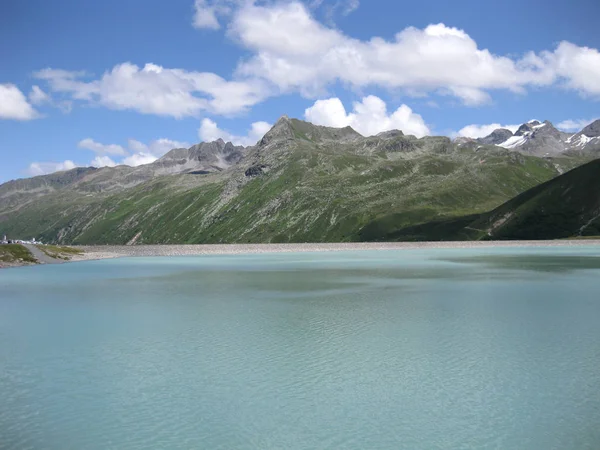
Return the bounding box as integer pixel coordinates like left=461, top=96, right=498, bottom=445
left=499, top=135, right=528, bottom=149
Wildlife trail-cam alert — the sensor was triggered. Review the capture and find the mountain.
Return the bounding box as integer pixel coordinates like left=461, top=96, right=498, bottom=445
left=0, top=116, right=593, bottom=244
left=378, top=158, right=600, bottom=241
left=467, top=158, right=600, bottom=240
left=477, top=128, right=513, bottom=146
left=475, top=119, right=600, bottom=156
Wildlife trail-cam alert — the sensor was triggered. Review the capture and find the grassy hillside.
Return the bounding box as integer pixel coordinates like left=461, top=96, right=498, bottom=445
left=0, top=119, right=591, bottom=244
left=465, top=158, right=600, bottom=240
left=0, top=244, right=37, bottom=265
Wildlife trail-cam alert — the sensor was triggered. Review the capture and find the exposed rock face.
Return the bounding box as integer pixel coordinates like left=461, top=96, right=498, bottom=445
left=581, top=120, right=600, bottom=138
left=244, top=165, right=268, bottom=177
left=477, top=129, right=513, bottom=145
left=517, top=121, right=567, bottom=156
left=258, top=116, right=296, bottom=146
left=155, top=140, right=246, bottom=174
left=377, top=130, right=404, bottom=139
left=514, top=122, right=536, bottom=136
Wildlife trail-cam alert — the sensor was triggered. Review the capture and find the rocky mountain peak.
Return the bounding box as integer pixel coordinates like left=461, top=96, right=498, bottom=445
left=514, top=123, right=534, bottom=136
left=581, top=119, right=600, bottom=138
left=377, top=130, right=404, bottom=139
left=478, top=128, right=514, bottom=145
left=258, top=116, right=295, bottom=147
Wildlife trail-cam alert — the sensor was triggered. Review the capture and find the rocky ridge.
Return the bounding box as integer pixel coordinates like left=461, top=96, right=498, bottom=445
left=0, top=116, right=596, bottom=244
left=469, top=119, right=600, bottom=156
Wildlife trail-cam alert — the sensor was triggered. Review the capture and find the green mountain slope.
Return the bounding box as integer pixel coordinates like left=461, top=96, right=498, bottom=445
left=465, top=158, right=600, bottom=240
left=0, top=117, right=590, bottom=244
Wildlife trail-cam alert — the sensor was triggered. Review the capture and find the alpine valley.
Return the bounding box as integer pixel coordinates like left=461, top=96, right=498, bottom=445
left=1, top=117, right=600, bottom=244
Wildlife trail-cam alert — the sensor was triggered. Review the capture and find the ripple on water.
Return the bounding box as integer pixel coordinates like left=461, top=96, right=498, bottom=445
left=1, top=248, right=600, bottom=449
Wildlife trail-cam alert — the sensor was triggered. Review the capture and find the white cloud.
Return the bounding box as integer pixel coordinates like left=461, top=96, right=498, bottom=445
left=127, top=138, right=189, bottom=157
left=25, top=137, right=189, bottom=176
left=231, top=4, right=544, bottom=104
left=193, top=0, right=237, bottom=29
left=28, top=85, right=50, bottom=105
left=77, top=137, right=190, bottom=168
left=26, top=160, right=77, bottom=176
left=127, top=139, right=148, bottom=153
left=90, top=156, right=117, bottom=168
left=199, top=118, right=272, bottom=146
left=28, top=2, right=600, bottom=123
left=228, top=2, right=600, bottom=105
left=35, top=62, right=270, bottom=117
left=122, top=152, right=158, bottom=167
left=123, top=138, right=190, bottom=166
left=455, top=123, right=520, bottom=139
left=0, top=84, right=39, bottom=120
left=556, top=117, right=599, bottom=132
left=340, top=0, right=359, bottom=15
left=304, top=96, right=430, bottom=137
left=78, top=138, right=127, bottom=156
left=537, top=42, right=600, bottom=98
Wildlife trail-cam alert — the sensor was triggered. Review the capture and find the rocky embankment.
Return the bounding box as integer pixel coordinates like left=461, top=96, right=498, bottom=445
left=76, top=240, right=600, bottom=261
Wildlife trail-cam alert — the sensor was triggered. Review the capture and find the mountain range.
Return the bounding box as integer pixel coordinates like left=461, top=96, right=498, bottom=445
left=1, top=116, right=599, bottom=244
left=471, top=119, right=600, bottom=156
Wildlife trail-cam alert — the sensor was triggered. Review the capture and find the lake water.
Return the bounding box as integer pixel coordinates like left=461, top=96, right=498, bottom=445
left=1, top=247, right=600, bottom=449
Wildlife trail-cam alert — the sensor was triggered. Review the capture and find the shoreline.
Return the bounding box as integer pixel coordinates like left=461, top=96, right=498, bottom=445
left=71, top=240, right=600, bottom=263
left=4, top=240, right=600, bottom=269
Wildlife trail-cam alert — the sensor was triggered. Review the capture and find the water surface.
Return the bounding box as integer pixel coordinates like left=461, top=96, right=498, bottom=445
left=1, top=246, right=600, bottom=449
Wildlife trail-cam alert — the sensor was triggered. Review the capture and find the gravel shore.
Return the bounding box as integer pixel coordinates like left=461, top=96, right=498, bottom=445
left=72, top=240, right=600, bottom=262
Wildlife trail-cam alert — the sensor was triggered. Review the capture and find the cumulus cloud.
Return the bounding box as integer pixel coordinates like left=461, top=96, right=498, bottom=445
left=556, top=117, right=599, bottom=132
left=198, top=118, right=272, bottom=146
left=192, top=0, right=238, bottom=29
left=127, top=138, right=189, bottom=157
left=122, top=152, right=158, bottom=167
left=229, top=2, right=600, bottom=105
left=77, top=137, right=190, bottom=168
left=25, top=137, right=189, bottom=176
left=26, top=160, right=77, bottom=176
left=78, top=138, right=127, bottom=156
left=28, top=85, right=51, bottom=105
left=34, top=63, right=270, bottom=117
left=0, top=84, right=39, bottom=120
left=305, top=96, right=430, bottom=137
left=455, top=123, right=520, bottom=139
left=124, top=138, right=190, bottom=166
left=88, top=138, right=186, bottom=166
left=90, top=156, right=117, bottom=168
left=537, top=42, right=600, bottom=98
left=231, top=3, right=544, bottom=104
left=28, top=1, right=600, bottom=121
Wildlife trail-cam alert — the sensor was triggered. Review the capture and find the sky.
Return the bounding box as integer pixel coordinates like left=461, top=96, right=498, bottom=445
left=1, top=0, right=599, bottom=182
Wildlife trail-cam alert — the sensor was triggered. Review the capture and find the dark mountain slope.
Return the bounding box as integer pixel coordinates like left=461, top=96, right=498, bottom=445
left=467, top=158, right=600, bottom=240
left=379, top=158, right=600, bottom=242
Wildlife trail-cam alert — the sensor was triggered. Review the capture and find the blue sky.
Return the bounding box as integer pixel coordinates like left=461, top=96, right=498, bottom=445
left=1, top=0, right=599, bottom=182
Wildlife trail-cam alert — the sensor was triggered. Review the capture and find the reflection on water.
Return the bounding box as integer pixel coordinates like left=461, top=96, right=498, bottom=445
left=438, top=254, right=600, bottom=272
left=1, top=246, right=600, bottom=449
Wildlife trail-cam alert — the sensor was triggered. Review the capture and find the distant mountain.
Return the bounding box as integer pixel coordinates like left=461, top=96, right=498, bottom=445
left=153, top=139, right=247, bottom=175
left=473, top=119, right=600, bottom=156
left=0, top=116, right=594, bottom=244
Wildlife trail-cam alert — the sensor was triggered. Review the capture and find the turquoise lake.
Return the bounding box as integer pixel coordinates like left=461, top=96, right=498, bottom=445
left=1, top=246, right=600, bottom=449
